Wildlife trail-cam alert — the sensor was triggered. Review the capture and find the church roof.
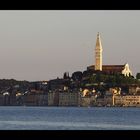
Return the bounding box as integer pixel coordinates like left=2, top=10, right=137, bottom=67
left=88, top=65, right=124, bottom=68
left=87, top=65, right=125, bottom=72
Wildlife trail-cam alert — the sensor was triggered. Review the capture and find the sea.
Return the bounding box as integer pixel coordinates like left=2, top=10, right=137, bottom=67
left=0, top=106, right=140, bottom=130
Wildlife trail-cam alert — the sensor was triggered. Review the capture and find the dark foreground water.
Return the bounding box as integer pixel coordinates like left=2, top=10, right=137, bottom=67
left=0, top=106, right=140, bottom=130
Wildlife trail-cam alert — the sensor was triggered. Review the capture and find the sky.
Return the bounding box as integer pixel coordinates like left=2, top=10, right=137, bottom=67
left=0, top=10, right=140, bottom=81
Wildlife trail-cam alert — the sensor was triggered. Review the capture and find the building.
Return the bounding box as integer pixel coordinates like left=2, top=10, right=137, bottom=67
left=79, top=95, right=96, bottom=107
left=108, top=95, right=140, bottom=107
left=95, top=97, right=106, bottom=107
left=24, top=94, right=37, bottom=106
left=48, top=92, right=59, bottom=106
left=2, top=92, right=10, bottom=106
left=37, top=94, right=48, bottom=106
left=0, top=94, right=4, bottom=105
left=114, top=95, right=123, bottom=106
left=59, top=92, right=78, bottom=106
left=121, top=95, right=140, bottom=107
left=87, top=64, right=132, bottom=76
left=87, top=33, right=132, bottom=76
left=23, top=92, right=48, bottom=106
left=48, top=92, right=79, bottom=106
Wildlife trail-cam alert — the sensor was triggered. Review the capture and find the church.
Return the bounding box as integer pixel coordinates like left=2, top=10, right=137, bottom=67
left=87, top=32, right=132, bottom=77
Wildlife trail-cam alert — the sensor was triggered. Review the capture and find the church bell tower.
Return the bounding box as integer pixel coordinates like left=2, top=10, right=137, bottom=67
left=95, top=32, right=103, bottom=71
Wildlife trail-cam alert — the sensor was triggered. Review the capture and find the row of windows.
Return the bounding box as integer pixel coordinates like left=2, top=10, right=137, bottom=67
left=59, top=102, right=77, bottom=105
left=124, top=96, right=140, bottom=98
left=60, top=95, right=76, bottom=97
left=48, top=96, right=54, bottom=100
left=125, top=99, right=139, bottom=102
left=125, top=102, right=140, bottom=104
left=60, top=98, right=77, bottom=101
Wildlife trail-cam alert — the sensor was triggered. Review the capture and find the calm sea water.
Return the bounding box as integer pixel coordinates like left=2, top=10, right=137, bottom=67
left=0, top=106, right=140, bottom=130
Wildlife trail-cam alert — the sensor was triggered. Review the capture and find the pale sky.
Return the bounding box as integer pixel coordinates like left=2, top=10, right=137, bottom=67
left=0, top=10, right=139, bottom=81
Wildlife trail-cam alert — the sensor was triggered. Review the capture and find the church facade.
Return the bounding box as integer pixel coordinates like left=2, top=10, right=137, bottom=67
left=87, top=33, right=132, bottom=77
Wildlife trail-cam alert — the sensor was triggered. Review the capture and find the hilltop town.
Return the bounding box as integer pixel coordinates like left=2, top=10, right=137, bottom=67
left=0, top=33, right=140, bottom=107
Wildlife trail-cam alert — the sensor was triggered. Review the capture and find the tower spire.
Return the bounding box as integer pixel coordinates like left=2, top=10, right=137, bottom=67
left=96, top=32, right=102, bottom=49
left=95, top=32, right=103, bottom=71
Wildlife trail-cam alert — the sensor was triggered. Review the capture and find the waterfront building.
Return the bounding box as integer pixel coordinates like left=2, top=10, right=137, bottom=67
left=48, top=91, right=96, bottom=107
left=79, top=95, right=96, bottom=107
left=59, top=92, right=78, bottom=106
left=2, top=92, right=10, bottom=106
left=48, top=92, right=59, bottom=106
left=109, top=95, right=140, bottom=107
left=114, top=95, right=123, bottom=106
left=121, top=95, right=140, bottom=107
left=39, top=94, right=48, bottom=106
left=23, top=92, right=48, bottom=106
left=95, top=97, right=106, bottom=107
left=0, top=94, right=4, bottom=105
left=9, top=93, right=16, bottom=106
left=24, top=94, right=37, bottom=106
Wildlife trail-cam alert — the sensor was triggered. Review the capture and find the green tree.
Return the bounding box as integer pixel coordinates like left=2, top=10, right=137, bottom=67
left=90, top=75, right=96, bottom=83
left=136, top=73, right=140, bottom=80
